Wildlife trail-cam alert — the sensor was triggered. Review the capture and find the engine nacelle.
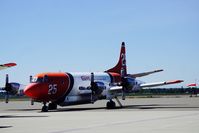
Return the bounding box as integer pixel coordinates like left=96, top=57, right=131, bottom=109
left=122, top=77, right=139, bottom=92
left=90, top=81, right=106, bottom=96
left=5, top=82, right=22, bottom=95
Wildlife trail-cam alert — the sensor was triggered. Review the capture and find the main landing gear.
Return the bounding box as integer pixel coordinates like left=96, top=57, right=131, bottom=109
left=106, top=100, right=116, bottom=109
left=41, top=102, right=57, bottom=112
left=106, top=97, right=123, bottom=109
left=42, top=102, right=48, bottom=112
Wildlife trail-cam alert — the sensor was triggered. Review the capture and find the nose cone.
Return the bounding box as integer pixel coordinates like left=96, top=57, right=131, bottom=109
left=24, top=83, right=35, bottom=98
left=24, top=83, right=49, bottom=101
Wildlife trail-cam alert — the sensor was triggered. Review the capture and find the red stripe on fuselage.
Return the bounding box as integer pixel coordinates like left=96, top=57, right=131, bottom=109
left=108, top=72, right=121, bottom=83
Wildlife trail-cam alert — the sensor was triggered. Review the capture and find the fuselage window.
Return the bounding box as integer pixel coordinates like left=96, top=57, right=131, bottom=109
left=79, top=86, right=86, bottom=90
left=79, top=86, right=90, bottom=90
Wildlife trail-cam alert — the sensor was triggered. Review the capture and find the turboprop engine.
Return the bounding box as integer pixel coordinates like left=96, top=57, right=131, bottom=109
left=122, top=77, right=140, bottom=92
left=3, top=74, right=24, bottom=103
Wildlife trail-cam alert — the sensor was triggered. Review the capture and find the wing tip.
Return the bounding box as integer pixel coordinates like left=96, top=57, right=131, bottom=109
left=3, top=63, right=17, bottom=67
left=166, top=80, right=184, bottom=84
left=154, top=69, right=164, bottom=72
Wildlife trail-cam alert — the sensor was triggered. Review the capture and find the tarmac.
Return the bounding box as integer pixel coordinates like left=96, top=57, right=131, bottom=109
left=0, top=96, right=199, bottom=133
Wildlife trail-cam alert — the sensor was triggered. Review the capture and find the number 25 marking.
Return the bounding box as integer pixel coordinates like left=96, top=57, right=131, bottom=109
left=48, top=84, right=57, bottom=95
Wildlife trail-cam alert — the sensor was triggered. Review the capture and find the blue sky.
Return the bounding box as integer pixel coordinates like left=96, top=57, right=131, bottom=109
left=0, top=0, right=199, bottom=87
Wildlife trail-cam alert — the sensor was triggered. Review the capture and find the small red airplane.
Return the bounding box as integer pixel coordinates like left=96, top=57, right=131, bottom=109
left=3, top=43, right=183, bottom=112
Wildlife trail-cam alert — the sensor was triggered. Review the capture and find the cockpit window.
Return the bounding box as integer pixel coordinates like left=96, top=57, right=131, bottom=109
left=43, top=75, right=48, bottom=83
left=31, top=77, right=43, bottom=83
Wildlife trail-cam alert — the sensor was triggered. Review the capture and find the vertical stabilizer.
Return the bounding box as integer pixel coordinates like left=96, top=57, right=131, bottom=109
left=106, top=42, right=127, bottom=76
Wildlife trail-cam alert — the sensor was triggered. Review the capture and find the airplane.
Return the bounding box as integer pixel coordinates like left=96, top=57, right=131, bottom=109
left=23, top=42, right=184, bottom=112
left=0, top=63, right=17, bottom=103
left=3, top=43, right=183, bottom=112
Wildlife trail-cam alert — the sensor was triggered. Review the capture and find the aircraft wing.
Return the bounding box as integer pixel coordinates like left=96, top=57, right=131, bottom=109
left=140, top=80, right=184, bottom=88
left=109, top=80, right=183, bottom=92
left=109, top=86, right=123, bottom=91
left=128, top=69, right=163, bottom=78
left=0, top=63, right=17, bottom=70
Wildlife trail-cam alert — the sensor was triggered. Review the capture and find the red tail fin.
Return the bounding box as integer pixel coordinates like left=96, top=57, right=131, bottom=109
left=106, top=42, right=127, bottom=76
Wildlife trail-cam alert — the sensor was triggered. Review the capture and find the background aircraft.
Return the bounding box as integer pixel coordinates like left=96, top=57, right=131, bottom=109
left=22, top=42, right=183, bottom=112
left=0, top=63, right=18, bottom=103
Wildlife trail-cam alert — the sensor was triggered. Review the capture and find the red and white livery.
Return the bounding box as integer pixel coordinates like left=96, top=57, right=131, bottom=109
left=10, top=42, right=183, bottom=112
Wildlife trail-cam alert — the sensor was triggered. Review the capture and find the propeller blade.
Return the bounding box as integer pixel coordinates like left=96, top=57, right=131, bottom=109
left=5, top=91, right=9, bottom=103
left=91, top=73, right=94, bottom=85
left=5, top=74, right=11, bottom=92
left=4, top=74, right=10, bottom=103
left=121, top=74, right=126, bottom=100
left=6, top=74, right=9, bottom=84
left=90, top=72, right=95, bottom=103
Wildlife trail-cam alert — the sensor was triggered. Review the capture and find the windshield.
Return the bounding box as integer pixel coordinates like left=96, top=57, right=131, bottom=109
left=31, top=77, right=43, bottom=83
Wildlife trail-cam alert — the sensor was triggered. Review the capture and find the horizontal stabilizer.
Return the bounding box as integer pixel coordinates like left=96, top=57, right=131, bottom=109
left=128, top=69, right=163, bottom=78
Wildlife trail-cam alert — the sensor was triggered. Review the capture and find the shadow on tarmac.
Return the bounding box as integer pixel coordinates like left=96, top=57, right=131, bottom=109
left=52, top=107, right=107, bottom=112
left=6, top=108, right=41, bottom=111
left=0, top=126, right=12, bottom=129
left=52, top=104, right=199, bottom=112
left=3, top=103, right=199, bottom=113
left=50, top=103, right=199, bottom=112
left=0, top=115, right=48, bottom=119
left=122, top=104, right=199, bottom=110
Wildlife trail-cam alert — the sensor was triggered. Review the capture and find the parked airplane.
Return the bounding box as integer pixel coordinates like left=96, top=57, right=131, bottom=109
left=3, top=43, right=183, bottom=112
left=0, top=63, right=17, bottom=103
left=24, top=42, right=184, bottom=111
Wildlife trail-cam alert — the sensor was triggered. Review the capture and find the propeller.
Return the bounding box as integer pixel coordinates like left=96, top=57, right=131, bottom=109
left=90, top=72, right=95, bottom=103
left=3, top=74, right=20, bottom=103
left=90, top=72, right=106, bottom=103
left=4, top=74, right=11, bottom=103
left=121, top=67, right=127, bottom=100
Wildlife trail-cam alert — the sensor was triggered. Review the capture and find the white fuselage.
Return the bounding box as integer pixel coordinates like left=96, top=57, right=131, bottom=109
left=59, top=72, right=112, bottom=106
left=58, top=72, right=142, bottom=106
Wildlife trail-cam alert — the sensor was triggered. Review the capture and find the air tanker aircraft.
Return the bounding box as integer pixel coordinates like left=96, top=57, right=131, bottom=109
left=3, top=43, right=183, bottom=112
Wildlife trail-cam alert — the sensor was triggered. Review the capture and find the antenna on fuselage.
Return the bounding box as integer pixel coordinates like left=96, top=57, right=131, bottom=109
left=30, top=75, right=32, bottom=83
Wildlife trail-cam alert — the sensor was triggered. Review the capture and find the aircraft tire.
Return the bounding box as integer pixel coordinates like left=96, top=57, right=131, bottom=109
left=42, top=105, right=48, bottom=112
left=106, top=100, right=116, bottom=109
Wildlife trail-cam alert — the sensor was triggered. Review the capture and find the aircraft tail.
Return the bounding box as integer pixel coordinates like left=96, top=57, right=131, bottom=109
left=106, top=42, right=127, bottom=76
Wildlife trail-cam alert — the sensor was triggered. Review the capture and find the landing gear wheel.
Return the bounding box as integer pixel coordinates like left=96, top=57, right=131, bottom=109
left=41, top=102, right=48, bottom=112
left=42, top=105, right=48, bottom=112
left=106, top=100, right=116, bottom=109
left=48, top=102, right=57, bottom=110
